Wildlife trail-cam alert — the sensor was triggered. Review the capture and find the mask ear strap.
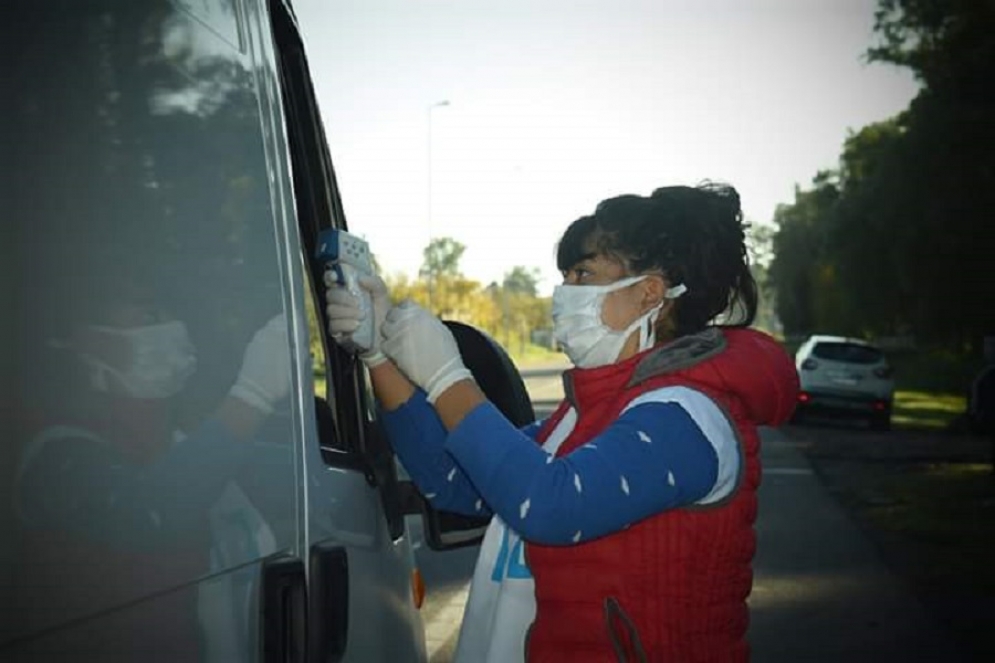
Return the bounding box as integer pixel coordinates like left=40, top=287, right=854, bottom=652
left=638, top=304, right=664, bottom=351
left=640, top=283, right=685, bottom=349
left=665, top=283, right=688, bottom=299
left=637, top=276, right=677, bottom=350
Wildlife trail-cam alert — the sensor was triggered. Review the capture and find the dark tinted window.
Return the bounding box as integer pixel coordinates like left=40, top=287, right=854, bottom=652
left=812, top=342, right=883, bottom=365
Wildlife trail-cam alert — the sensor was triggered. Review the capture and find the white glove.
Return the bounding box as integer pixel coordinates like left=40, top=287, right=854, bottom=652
left=229, top=314, right=291, bottom=414
left=381, top=300, right=473, bottom=403
left=323, top=271, right=391, bottom=367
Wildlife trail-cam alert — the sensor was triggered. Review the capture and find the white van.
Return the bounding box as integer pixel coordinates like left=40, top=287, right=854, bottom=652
left=0, top=0, right=533, bottom=660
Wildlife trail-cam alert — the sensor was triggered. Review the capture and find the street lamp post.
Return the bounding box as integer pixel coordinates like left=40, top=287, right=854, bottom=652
left=427, top=99, right=449, bottom=313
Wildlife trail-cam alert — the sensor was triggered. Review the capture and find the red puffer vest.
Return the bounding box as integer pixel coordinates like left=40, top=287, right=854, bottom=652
left=525, top=327, right=798, bottom=662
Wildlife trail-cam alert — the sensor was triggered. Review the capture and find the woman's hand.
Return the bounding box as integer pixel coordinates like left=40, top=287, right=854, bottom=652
left=229, top=313, right=290, bottom=415
left=381, top=301, right=474, bottom=404
left=323, top=271, right=392, bottom=366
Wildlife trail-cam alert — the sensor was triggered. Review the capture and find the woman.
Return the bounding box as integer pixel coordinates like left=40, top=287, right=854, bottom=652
left=13, top=272, right=289, bottom=660
left=326, top=183, right=799, bottom=662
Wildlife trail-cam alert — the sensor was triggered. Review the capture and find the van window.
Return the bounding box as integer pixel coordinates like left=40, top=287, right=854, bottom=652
left=3, top=0, right=297, bottom=648
left=303, top=261, right=330, bottom=402
left=268, top=0, right=409, bottom=540
left=812, top=342, right=884, bottom=365
left=267, top=0, right=371, bottom=458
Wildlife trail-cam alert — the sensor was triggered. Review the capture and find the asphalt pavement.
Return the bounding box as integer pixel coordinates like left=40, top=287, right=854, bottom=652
left=750, top=427, right=962, bottom=661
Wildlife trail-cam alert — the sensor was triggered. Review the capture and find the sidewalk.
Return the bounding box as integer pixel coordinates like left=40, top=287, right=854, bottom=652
left=750, top=428, right=964, bottom=661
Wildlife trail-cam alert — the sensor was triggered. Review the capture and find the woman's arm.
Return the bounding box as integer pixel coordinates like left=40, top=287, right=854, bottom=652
left=433, top=378, right=487, bottom=430
left=435, top=386, right=734, bottom=545
left=377, top=385, right=490, bottom=516
left=370, top=362, right=546, bottom=517
left=368, top=360, right=487, bottom=516
left=367, top=355, right=417, bottom=411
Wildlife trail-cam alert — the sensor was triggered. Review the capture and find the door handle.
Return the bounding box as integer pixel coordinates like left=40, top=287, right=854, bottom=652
left=308, top=544, right=349, bottom=663
left=261, top=554, right=308, bottom=663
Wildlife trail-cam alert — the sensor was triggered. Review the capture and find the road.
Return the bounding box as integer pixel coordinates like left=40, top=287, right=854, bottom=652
left=407, top=372, right=962, bottom=662
left=749, top=427, right=959, bottom=661
left=407, top=517, right=477, bottom=662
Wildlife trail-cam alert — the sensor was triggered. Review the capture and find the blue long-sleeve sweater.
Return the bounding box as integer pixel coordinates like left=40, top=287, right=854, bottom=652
left=381, top=390, right=725, bottom=545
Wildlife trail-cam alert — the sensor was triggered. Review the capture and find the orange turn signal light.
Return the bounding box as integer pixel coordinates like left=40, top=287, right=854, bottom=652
left=411, top=568, right=426, bottom=610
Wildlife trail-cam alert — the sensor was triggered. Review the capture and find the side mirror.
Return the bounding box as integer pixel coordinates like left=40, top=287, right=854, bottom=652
left=404, top=321, right=535, bottom=551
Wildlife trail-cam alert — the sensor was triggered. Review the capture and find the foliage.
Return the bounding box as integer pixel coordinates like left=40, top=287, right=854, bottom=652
left=385, top=237, right=554, bottom=356
left=419, top=237, right=466, bottom=279
left=768, top=177, right=841, bottom=335
left=745, top=223, right=780, bottom=335
left=768, top=0, right=995, bottom=353
left=502, top=266, right=541, bottom=297
left=867, top=0, right=995, bottom=101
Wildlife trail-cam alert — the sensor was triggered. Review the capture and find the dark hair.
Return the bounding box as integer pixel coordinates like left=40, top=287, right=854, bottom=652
left=556, top=183, right=757, bottom=337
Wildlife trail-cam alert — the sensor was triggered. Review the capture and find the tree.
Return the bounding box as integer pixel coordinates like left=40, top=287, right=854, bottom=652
left=502, top=266, right=541, bottom=297
left=767, top=0, right=995, bottom=351
left=489, top=268, right=551, bottom=353
left=828, top=119, right=913, bottom=337
left=386, top=252, right=553, bottom=358
left=419, top=237, right=466, bottom=279
left=767, top=177, right=841, bottom=336
left=742, top=223, right=780, bottom=334
left=867, top=0, right=995, bottom=101
left=389, top=237, right=500, bottom=327
left=864, top=0, right=995, bottom=348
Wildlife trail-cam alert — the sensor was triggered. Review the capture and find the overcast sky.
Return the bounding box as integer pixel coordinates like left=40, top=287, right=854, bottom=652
left=293, top=0, right=919, bottom=294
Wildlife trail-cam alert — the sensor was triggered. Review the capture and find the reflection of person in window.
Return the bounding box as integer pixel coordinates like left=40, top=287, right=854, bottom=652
left=14, top=280, right=289, bottom=658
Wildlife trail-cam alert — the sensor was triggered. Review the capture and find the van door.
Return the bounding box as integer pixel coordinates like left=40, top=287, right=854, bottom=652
left=2, top=0, right=303, bottom=660
left=259, top=1, right=428, bottom=661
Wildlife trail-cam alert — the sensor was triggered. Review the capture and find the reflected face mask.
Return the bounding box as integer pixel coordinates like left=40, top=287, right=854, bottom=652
left=81, top=321, right=197, bottom=399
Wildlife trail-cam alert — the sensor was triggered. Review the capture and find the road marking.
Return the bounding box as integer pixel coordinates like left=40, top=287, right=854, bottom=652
left=765, top=467, right=814, bottom=476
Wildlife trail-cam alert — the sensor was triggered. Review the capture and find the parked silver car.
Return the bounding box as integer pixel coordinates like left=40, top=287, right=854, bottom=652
left=793, top=335, right=895, bottom=430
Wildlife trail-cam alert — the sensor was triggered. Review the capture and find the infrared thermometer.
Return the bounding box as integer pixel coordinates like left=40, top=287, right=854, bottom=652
left=316, top=229, right=376, bottom=353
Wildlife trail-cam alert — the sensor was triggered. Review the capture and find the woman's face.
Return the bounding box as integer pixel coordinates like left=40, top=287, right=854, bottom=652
left=75, top=301, right=175, bottom=372
left=560, top=252, right=666, bottom=331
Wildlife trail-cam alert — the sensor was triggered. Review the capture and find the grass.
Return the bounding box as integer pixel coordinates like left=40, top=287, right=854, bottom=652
left=892, top=390, right=967, bottom=430
left=887, top=349, right=977, bottom=430
left=863, top=462, right=995, bottom=593
left=859, top=462, right=995, bottom=659
left=509, top=344, right=567, bottom=368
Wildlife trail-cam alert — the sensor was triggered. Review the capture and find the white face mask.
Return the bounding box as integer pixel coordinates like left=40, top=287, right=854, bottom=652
left=80, top=321, right=197, bottom=399
left=552, top=276, right=688, bottom=369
